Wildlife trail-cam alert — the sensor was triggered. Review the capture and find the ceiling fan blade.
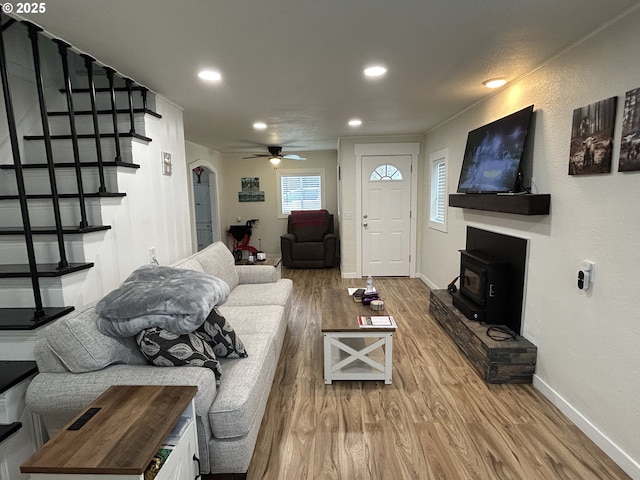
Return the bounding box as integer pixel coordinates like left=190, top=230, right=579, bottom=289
left=242, top=154, right=270, bottom=159
left=282, top=154, right=306, bottom=160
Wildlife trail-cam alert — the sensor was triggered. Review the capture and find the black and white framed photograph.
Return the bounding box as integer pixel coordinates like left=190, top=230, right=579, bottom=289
left=162, top=152, right=172, bottom=176
left=238, top=191, right=265, bottom=202
left=568, top=96, right=617, bottom=175
left=618, top=87, right=640, bottom=172
left=241, top=177, right=260, bottom=191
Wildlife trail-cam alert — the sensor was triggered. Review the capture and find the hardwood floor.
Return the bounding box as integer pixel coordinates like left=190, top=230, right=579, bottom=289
left=247, top=268, right=630, bottom=479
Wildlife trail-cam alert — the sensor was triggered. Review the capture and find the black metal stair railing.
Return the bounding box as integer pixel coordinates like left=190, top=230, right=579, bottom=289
left=104, top=67, right=123, bottom=162
left=25, top=22, right=69, bottom=271
left=80, top=54, right=107, bottom=193
left=0, top=17, right=47, bottom=320
left=125, top=77, right=136, bottom=135
left=54, top=39, right=90, bottom=229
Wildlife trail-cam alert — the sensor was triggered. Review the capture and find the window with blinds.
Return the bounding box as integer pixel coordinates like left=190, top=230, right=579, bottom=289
left=429, top=149, right=448, bottom=232
left=278, top=169, right=324, bottom=216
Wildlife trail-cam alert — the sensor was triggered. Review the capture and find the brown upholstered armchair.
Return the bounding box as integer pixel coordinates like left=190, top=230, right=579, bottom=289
left=280, top=210, right=337, bottom=268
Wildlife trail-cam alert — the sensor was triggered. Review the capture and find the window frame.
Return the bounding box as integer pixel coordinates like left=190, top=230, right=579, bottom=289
left=428, top=148, right=448, bottom=233
left=277, top=168, right=326, bottom=218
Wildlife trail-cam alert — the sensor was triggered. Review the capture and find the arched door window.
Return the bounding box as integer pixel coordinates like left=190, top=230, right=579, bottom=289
left=369, top=164, right=404, bottom=181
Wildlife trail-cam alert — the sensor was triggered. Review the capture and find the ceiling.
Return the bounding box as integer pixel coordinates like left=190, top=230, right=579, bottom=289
left=19, top=0, right=640, bottom=154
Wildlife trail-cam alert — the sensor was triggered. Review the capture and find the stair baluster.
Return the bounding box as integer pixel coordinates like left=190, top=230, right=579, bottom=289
left=25, top=22, right=69, bottom=270
left=80, top=54, right=107, bottom=193
left=140, top=86, right=149, bottom=112
left=104, top=67, right=123, bottom=162
left=0, top=18, right=46, bottom=320
left=125, top=77, right=136, bottom=135
left=54, top=40, right=89, bottom=229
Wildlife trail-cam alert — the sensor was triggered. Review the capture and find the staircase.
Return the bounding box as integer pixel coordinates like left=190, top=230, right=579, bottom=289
left=0, top=13, right=162, bottom=474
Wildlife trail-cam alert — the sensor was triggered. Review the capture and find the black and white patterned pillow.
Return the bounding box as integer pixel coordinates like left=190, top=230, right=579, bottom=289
left=196, top=307, right=248, bottom=359
left=136, top=327, right=222, bottom=385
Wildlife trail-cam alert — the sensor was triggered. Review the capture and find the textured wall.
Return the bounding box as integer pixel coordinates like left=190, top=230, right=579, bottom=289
left=421, top=8, right=640, bottom=475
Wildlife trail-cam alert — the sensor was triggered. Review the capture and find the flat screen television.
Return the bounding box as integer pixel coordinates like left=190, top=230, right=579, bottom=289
left=457, top=105, right=534, bottom=193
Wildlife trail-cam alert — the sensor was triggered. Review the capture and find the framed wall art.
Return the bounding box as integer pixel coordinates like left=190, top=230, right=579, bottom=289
left=568, top=96, right=617, bottom=175
left=618, top=87, right=640, bottom=172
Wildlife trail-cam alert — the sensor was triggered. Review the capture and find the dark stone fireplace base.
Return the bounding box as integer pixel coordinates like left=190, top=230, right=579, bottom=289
left=429, top=289, right=537, bottom=384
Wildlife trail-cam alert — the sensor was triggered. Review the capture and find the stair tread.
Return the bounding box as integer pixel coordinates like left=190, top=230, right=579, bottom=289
left=0, top=307, right=73, bottom=331
left=24, top=132, right=153, bottom=143
left=0, top=192, right=126, bottom=200
left=48, top=107, right=161, bottom=119
left=0, top=361, right=38, bottom=394
left=0, top=225, right=111, bottom=235
left=0, top=263, right=94, bottom=278
left=0, top=423, right=22, bottom=443
left=0, top=160, right=140, bottom=170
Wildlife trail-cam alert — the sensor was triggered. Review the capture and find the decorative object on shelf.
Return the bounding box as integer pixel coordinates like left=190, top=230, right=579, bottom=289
left=569, top=96, right=617, bottom=175
left=618, top=87, right=640, bottom=172
left=193, top=166, right=205, bottom=183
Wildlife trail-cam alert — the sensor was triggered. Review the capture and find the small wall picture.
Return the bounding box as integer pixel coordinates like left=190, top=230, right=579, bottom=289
left=241, top=177, right=260, bottom=191
left=618, top=87, right=640, bottom=172
left=568, top=96, right=617, bottom=175
left=162, top=152, right=172, bottom=176
left=238, top=191, right=265, bottom=202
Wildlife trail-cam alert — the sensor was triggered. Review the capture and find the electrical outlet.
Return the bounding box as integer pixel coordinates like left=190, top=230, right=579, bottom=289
left=149, top=247, right=157, bottom=264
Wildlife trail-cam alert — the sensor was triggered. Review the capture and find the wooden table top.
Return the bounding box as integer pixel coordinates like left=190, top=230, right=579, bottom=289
left=321, top=288, right=396, bottom=332
left=20, top=385, right=197, bottom=475
left=235, top=255, right=281, bottom=267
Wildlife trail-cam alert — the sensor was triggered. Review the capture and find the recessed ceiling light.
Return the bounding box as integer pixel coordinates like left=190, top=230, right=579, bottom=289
left=253, top=122, right=267, bottom=130
left=348, top=119, right=362, bottom=127
left=483, top=78, right=507, bottom=89
left=364, top=65, right=387, bottom=78
left=198, top=70, right=222, bottom=81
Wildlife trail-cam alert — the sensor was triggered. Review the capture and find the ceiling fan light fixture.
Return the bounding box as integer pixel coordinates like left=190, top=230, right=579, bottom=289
left=269, top=156, right=281, bottom=165
left=483, top=78, right=507, bottom=89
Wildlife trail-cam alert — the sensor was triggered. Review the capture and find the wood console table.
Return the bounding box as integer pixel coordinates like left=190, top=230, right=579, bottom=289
left=21, top=385, right=199, bottom=479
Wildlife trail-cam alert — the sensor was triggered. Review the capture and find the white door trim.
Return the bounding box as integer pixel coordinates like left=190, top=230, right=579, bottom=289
left=354, top=143, right=420, bottom=278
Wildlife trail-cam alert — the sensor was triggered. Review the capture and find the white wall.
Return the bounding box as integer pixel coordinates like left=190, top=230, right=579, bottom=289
left=420, top=10, right=640, bottom=477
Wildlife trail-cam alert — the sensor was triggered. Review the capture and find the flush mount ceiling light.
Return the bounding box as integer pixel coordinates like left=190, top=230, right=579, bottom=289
left=364, top=65, right=387, bottom=78
left=253, top=122, right=267, bottom=130
left=483, top=78, right=507, bottom=89
left=269, top=156, right=281, bottom=165
left=348, top=119, right=362, bottom=127
left=198, top=70, right=222, bottom=81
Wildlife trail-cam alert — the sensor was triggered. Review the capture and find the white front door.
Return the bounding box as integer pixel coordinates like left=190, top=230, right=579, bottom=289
left=361, top=155, right=412, bottom=276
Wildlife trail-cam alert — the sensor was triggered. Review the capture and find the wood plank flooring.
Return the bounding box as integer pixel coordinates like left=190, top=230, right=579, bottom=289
left=247, top=268, right=630, bottom=479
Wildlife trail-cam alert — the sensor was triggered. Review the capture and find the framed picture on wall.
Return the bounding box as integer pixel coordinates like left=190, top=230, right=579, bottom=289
left=568, top=96, right=617, bottom=175
left=618, top=87, right=640, bottom=172
left=241, top=177, right=260, bottom=191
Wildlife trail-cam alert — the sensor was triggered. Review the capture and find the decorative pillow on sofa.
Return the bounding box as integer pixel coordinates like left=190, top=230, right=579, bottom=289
left=135, top=327, right=222, bottom=385
left=196, top=307, right=248, bottom=359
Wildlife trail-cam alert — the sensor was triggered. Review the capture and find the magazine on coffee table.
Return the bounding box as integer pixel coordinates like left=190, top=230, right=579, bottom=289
left=357, top=315, right=397, bottom=328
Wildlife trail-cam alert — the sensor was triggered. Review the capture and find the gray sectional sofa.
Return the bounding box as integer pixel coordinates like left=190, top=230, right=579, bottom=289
left=25, top=241, right=293, bottom=477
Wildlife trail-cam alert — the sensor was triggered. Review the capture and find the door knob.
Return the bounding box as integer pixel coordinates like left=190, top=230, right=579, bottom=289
left=363, top=214, right=368, bottom=219
left=363, top=223, right=368, bottom=227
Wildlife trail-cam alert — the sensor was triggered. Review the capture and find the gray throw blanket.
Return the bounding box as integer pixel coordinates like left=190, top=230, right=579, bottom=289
left=96, top=265, right=230, bottom=337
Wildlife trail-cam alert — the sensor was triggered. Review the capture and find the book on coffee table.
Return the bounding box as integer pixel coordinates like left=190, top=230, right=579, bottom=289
left=357, top=315, right=397, bottom=328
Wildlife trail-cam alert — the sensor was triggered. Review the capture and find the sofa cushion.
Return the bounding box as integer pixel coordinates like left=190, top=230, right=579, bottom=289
left=196, top=307, right=248, bottom=359
left=171, top=257, right=205, bottom=273
left=194, top=242, right=240, bottom=291
left=45, top=304, right=147, bottom=373
left=225, top=279, right=293, bottom=308
left=136, top=327, right=223, bottom=385
left=208, top=333, right=275, bottom=439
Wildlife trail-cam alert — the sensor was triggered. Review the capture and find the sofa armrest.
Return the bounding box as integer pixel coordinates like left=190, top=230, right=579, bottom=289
left=235, top=265, right=278, bottom=284
left=280, top=233, right=296, bottom=267
left=26, top=365, right=217, bottom=434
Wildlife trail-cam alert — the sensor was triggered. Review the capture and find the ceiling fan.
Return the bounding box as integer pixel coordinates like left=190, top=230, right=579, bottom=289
left=243, top=146, right=306, bottom=165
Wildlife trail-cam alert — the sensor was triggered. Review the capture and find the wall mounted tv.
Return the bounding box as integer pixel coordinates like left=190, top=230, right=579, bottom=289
left=457, top=105, right=534, bottom=193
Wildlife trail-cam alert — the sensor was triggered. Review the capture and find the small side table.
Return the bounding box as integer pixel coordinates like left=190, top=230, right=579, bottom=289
left=21, top=385, right=199, bottom=480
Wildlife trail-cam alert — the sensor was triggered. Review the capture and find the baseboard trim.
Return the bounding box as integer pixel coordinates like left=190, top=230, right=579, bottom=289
left=417, top=273, right=438, bottom=290
left=533, top=375, right=640, bottom=479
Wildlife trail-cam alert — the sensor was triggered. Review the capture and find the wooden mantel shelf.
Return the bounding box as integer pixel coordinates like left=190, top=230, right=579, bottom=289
left=449, top=193, right=550, bottom=215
